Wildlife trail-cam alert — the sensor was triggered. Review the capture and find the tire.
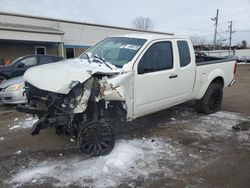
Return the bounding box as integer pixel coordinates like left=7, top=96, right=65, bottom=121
left=78, top=120, right=115, bottom=157
left=196, top=83, right=223, bottom=114
left=0, top=75, right=7, bottom=84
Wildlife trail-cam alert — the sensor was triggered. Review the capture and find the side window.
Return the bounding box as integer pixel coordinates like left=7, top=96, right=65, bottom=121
left=138, top=42, right=173, bottom=74
left=39, top=56, right=54, bottom=64
left=177, top=41, right=191, bottom=67
left=19, top=57, right=37, bottom=66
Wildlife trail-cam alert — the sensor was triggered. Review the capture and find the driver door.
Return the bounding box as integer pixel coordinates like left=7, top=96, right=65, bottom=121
left=133, top=40, right=186, bottom=118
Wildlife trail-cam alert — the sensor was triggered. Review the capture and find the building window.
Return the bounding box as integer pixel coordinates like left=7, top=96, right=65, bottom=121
left=66, top=48, right=75, bottom=58
left=35, top=46, right=46, bottom=55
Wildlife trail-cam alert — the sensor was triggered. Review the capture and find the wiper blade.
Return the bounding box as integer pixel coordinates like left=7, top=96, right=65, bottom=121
left=93, top=55, right=113, bottom=70
left=85, top=53, right=91, bottom=64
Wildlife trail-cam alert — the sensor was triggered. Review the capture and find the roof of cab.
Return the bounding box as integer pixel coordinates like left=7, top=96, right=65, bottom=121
left=111, top=33, right=190, bottom=41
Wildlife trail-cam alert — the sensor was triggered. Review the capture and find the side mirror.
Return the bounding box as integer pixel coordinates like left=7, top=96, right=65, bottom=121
left=17, top=62, right=25, bottom=68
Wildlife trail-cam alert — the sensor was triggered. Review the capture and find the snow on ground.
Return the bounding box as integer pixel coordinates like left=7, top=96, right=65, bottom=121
left=9, top=125, right=21, bottom=130
left=6, top=111, right=250, bottom=187
left=189, top=111, right=249, bottom=138
left=9, top=116, right=38, bottom=130
left=8, top=138, right=181, bottom=187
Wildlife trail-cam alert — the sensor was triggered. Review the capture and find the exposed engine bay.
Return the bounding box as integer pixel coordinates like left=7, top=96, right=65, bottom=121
left=17, top=71, right=133, bottom=156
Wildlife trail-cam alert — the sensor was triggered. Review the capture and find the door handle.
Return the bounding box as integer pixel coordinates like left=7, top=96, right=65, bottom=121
left=169, top=74, right=178, bottom=79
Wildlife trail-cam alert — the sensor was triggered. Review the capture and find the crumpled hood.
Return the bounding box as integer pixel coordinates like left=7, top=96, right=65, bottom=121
left=24, top=58, right=121, bottom=94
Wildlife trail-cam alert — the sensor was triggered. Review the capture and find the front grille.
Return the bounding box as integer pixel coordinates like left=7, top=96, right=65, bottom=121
left=25, top=82, right=48, bottom=97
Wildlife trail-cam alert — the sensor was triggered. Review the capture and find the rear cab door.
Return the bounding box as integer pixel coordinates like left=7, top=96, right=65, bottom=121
left=133, top=38, right=196, bottom=118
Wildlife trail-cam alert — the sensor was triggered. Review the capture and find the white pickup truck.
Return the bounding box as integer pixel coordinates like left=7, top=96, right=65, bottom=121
left=17, top=34, right=236, bottom=156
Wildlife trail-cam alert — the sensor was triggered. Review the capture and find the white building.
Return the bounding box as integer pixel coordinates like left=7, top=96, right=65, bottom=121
left=0, top=12, right=172, bottom=61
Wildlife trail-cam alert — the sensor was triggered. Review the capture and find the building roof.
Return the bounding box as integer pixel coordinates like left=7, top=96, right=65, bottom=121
left=0, top=22, right=64, bottom=35
left=0, top=11, right=173, bottom=36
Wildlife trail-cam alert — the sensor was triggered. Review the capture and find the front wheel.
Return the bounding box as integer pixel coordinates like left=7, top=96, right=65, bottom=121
left=78, top=120, right=115, bottom=156
left=196, top=83, right=223, bottom=114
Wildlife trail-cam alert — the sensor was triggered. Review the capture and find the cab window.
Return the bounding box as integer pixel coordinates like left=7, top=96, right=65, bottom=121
left=177, top=41, right=191, bottom=67
left=138, top=42, right=173, bottom=74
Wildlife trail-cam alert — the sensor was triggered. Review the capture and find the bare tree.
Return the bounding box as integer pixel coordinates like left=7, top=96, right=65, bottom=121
left=190, top=35, right=208, bottom=46
left=240, top=40, right=248, bottom=49
left=190, top=35, right=208, bottom=51
left=132, top=17, right=153, bottom=31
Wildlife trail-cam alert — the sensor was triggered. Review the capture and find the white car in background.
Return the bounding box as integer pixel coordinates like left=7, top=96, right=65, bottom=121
left=0, top=76, right=26, bottom=104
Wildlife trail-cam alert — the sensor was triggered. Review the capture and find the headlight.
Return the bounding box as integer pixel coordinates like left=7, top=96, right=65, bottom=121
left=4, top=83, right=25, bottom=92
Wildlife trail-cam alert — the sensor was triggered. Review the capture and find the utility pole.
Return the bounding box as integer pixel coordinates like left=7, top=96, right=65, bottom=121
left=212, top=9, right=219, bottom=50
left=228, top=20, right=235, bottom=56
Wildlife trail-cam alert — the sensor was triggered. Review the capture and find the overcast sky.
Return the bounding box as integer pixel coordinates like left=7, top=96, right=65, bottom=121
left=0, top=0, right=249, bottom=45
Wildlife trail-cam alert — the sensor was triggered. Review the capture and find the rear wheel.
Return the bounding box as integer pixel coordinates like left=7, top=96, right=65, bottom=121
left=78, top=120, right=115, bottom=156
left=196, top=83, right=223, bottom=114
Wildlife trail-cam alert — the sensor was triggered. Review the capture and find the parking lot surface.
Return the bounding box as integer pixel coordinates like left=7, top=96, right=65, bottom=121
left=0, top=64, right=249, bottom=188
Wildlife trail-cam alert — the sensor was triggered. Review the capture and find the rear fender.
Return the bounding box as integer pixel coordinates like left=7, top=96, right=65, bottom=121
left=196, top=68, right=224, bottom=99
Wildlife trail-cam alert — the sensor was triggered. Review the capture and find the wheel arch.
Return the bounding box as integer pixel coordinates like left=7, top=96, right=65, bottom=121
left=211, top=76, right=224, bottom=88
left=196, top=69, right=225, bottom=99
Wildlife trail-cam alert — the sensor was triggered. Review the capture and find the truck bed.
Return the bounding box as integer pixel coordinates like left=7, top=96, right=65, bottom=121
left=195, top=55, right=232, bottom=66
left=192, top=57, right=235, bottom=100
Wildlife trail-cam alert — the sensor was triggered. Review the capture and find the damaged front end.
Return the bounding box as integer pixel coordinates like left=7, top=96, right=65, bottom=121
left=17, top=72, right=132, bottom=156
left=17, top=77, right=94, bottom=135
left=16, top=36, right=145, bottom=156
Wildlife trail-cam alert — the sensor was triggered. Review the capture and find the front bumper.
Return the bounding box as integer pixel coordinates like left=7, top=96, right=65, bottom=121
left=16, top=104, right=69, bottom=135
left=0, top=89, right=26, bottom=104
left=16, top=104, right=46, bottom=114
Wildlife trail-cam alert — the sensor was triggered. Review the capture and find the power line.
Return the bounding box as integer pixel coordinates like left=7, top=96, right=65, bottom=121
left=218, top=24, right=225, bottom=33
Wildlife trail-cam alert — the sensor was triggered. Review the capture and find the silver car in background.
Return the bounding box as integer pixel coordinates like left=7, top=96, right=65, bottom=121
left=0, top=76, right=26, bottom=104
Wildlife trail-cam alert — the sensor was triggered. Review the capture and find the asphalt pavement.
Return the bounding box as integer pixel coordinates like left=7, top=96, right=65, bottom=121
left=0, top=64, right=249, bottom=188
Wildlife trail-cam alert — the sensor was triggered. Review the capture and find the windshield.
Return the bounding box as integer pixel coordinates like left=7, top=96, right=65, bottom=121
left=80, top=37, right=146, bottom=68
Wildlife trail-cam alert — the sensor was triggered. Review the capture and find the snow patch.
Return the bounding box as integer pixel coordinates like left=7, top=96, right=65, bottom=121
left=170, top=117, right=176, bottom=121
left=15, top=150, right=22, bottom=154
left=9, top=117, right=38, bottom=130
left=9, top=138, right=180, bottom=187
left=190, top=111, right=249, bottom=138
left=237, top=132, right=250, bottom=143
left=9, top=125, right=21, bottom=130
left=25, top=117, right=33, bottom=121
